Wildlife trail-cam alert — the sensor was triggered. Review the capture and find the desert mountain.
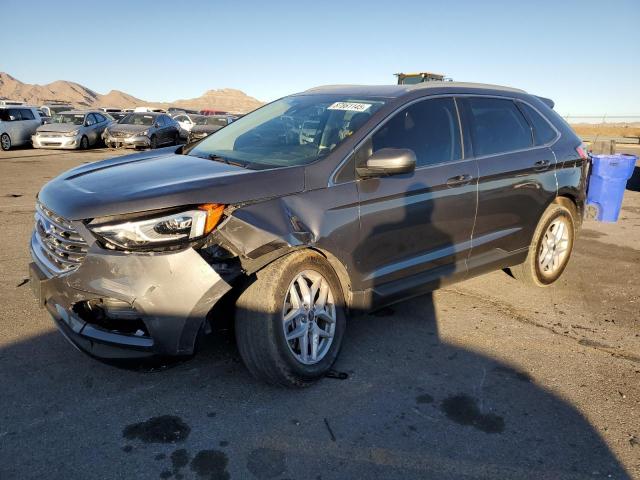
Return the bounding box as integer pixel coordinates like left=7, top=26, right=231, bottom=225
left=0, top=72, right=263, bottom=113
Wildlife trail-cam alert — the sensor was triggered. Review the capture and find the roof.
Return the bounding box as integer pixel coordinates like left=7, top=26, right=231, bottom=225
left=57, top=109, right=103, bottom=115
left=303, top=82, right=527, bottom=97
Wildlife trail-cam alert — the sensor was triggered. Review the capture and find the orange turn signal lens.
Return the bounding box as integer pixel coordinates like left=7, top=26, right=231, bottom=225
left=199, top=203, right=226, bottom=234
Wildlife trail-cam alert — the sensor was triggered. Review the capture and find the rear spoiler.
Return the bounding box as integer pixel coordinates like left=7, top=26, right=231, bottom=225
left=535, top=96, right=555, bottom=109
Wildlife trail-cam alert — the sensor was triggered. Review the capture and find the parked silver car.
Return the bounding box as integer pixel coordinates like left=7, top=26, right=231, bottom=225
left=103, top=112, right=181, bottom=149
left=0, top=106, right=44, bottom=150
left=32, top=111, right=113, bottom=150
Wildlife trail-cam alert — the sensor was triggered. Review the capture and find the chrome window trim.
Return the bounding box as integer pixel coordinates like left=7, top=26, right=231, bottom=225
left=328, top=93, right=561, bottom=186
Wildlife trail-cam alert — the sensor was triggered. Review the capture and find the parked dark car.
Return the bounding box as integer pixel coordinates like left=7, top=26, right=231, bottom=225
left=187, top=115, right=236, bottom=142
left=29, top=83, right=588, bottom=387
left=103, top=112, right=180, bottom=149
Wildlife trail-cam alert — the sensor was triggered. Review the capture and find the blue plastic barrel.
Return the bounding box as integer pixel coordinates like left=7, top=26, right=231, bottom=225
left=586, top=154, right=637, bottom=222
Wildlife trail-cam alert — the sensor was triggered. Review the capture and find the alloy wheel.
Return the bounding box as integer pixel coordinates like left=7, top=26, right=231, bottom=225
left=538, top=217, right=571, bottom=276
left=282, top=270, right=336, bottom=365
left=1, top=134, right=10, bottom=151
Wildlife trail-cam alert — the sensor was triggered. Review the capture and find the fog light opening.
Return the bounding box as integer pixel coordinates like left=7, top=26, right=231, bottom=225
left=73, top=299, right=150, bottom=337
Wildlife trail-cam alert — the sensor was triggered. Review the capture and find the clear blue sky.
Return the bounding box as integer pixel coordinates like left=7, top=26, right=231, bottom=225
left=2, top=0, right=638, bottom=116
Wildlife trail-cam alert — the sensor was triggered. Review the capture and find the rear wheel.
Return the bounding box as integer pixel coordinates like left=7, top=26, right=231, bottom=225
left=235, top=251, right=346, bottom=387
left=1, top=133, right=11, bottom=151
left=510, top=202, right=576, bottom=287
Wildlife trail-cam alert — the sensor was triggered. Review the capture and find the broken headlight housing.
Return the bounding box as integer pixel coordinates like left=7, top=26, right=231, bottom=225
left=89, top=204, right=225, bottom=250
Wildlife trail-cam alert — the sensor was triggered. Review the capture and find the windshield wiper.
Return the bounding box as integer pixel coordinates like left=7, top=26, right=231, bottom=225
left=208, top=154, right=248, bottom=169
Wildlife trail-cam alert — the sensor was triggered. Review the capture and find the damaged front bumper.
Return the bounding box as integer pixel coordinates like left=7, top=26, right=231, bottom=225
left=30, top=235, right=232, bottom=359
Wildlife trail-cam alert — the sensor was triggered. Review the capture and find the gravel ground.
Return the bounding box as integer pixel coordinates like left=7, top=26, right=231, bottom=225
left=1, top=146, right=639, bottom=480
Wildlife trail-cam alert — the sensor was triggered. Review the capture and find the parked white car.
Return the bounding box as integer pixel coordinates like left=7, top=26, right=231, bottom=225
left=173, top=113, right=200, bottom=132
left=40, top=104, right=73, bottom=117
left=0, top=106, right=43, bottom=150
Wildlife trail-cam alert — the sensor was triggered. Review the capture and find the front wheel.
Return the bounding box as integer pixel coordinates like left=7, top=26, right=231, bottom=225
left=79, top=135, right=89, bottom=150
left=1, top=133, right=11, bottom=151
left=510, top=202, right=576, bottom=287
left=235, top=251, right=346, bottom=387
left=149, top=135, right=157, bottom=149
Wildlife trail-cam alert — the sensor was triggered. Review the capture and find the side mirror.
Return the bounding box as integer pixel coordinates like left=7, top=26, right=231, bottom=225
left=154, top=123, right=160, bottom=128
left=357, top=148, right=416, bottom=178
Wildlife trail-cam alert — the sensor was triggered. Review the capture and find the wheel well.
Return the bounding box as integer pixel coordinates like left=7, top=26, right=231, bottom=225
left=308, top=247, right=353, bottom=308
left=246, top=246, right=354, bottom=310
left=553, top=195, right=580, bottom=223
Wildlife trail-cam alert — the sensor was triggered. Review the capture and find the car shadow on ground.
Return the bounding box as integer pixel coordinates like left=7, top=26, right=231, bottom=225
left=0, top=294, right=630, bottom=480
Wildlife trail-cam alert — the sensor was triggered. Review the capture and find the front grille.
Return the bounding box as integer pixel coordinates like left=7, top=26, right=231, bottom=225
left=32, top=203, right=88, bottom=276
left=38, top=132, right=63, bottom=138
left=110, top=131, right=130, bottom=138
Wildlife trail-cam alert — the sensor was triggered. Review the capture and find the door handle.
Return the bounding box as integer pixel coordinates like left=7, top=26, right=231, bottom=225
left=534, top=160, right=551, bottom=171
left=446, top=174, right=473, bottom=187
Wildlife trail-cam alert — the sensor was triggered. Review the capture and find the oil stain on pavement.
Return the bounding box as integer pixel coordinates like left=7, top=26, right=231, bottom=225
left=122, top=415, right=191, bottom=444
left=190, top=449, right=230, bottom=480
left=441, top=394, right=505, bottom=434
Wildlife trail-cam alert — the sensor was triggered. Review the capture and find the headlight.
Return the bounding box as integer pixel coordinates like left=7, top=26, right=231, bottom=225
left=103, top=129, right=110, bottom=137
left=89, top=204, right=225, bottom=250
left=64, top=130, right=80, bottom=137
left=137, top=129, right=149, bottom=137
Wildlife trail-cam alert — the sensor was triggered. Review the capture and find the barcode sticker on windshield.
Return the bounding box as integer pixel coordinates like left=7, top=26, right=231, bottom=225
left=327, top=102, right=372, bottom=112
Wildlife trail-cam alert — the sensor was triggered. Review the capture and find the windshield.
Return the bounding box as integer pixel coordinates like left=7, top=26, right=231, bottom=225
left=51, top=113, right=85, bottom=125
left=120, top=113, right=156, bottom=126
left=49, top=105, right=72, bottom=114
left=195, top=116, right=228, bottom=127
left=187, top=94, right=386, bottom=168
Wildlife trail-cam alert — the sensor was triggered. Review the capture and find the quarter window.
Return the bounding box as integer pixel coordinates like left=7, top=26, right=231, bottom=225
left=518, top=102, right=557, bottom=146
left=370, top=97, right=462, bottom=168
left=465, top=98, right=532, bottom=156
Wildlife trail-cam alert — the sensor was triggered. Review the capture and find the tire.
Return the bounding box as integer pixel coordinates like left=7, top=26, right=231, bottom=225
left=80, top=136, right=89, bottom=150
left=1, top=133, right=11, bottom=151
left=173, top=132, right=180, bottom=146
left=510, top=202, right=576, bottom=287
left=150, top=135, right=157, bottom=149
left=235, top=250, right=346, bottom=387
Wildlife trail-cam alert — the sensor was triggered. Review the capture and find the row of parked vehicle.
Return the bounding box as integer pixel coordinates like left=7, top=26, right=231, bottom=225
left=0, top=102, right=238, bottom=151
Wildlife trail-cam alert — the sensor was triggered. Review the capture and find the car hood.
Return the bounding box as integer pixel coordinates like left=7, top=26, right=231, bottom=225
left=36, top=123, right=82, bottom=133
left=37, top=146, right=306, bottom=220
left=107, top=124, right=150, bottom=135
left=191, top=125, right=223, bottom=134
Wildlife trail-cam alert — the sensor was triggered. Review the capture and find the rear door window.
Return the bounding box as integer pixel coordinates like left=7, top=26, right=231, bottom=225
left=19, top=109, right=35, bottom=120
left=465, top=97, right=532, bottom=156
left=370, top=97, right=462, bottom=168
left=517, top=102, right=557, bottom=146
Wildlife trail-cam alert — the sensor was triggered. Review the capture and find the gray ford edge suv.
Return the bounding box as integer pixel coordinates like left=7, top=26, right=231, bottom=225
left=29, top=82, right=589, bottom=386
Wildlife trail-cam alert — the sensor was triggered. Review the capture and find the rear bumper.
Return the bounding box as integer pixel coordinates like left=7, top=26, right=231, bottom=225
left=30, top=236, right=232, bottom=360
